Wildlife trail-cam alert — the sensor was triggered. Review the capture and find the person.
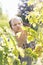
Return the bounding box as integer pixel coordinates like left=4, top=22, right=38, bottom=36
left=9, top=16, right=27, bottom=48
left=9, top=16, right=34, bottom=65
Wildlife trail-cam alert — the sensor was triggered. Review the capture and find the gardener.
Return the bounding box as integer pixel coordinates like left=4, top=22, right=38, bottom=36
left=9, top=16, right=33, bottom=65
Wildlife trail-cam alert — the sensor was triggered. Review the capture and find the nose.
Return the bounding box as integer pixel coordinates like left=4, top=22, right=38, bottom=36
left=17, top=24, right=20, bottom=27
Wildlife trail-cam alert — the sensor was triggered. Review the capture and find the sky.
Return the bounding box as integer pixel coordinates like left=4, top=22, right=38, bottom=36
left=0, top=0, right=20, bottom=19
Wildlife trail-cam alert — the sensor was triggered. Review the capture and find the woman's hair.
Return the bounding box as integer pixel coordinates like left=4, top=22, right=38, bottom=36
left=9, top=19, right=12, bottom=29
left=9, top=16, right=23, bottom=29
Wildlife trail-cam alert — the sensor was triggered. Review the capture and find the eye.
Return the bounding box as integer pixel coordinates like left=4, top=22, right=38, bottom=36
left=18, top=22, right=21, bottom=25
left=14, top=24, right=17, bottom=26
left=18, top=23, right=21, bottom=25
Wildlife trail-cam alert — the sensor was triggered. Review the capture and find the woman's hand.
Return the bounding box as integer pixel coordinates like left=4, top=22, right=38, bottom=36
left=16, top=30, right=27, bottom=47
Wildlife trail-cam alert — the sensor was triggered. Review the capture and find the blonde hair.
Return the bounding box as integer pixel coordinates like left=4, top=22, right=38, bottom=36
left=9, top=16, right=23, bottom=29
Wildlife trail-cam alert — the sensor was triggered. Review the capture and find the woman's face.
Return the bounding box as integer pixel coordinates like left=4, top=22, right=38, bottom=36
left=11, top=19, right=23, bottom=33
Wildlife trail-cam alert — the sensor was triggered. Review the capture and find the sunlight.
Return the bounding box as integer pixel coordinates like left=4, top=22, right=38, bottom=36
left=0, top=0, right=19, bottom=19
